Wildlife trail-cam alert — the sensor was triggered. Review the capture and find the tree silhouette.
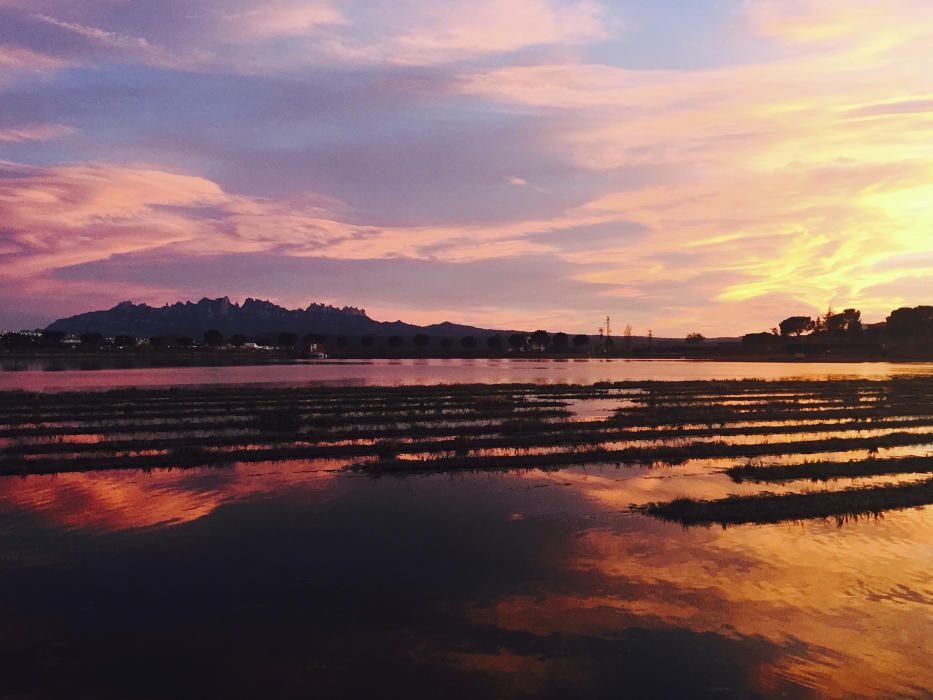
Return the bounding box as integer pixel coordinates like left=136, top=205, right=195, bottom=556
left=460, top=336, right=476, bottom=348
left=572, top=334, right=590, bottom=348
left=552, top=332, right=569, bottom=350
left=779, top=316, right=814, bottom=337
left=2, top=332, right=36, bottom=349
left=277, top=332, right=298, bottom=348
left=685, top=332, right=705, bottom=344
left=204, top=329, right=224, bottom=347
left=230, top=334, right=247, bottom=347
left=508, top=333, right=527, bottom=350
left=39, top=331, right=66, bottom=348
left=742, top=332, right=778, bottom=347
left=413, top=333, right=430, bottom=348
left=387, top=335, right=403, bottom=348
left=887, top=306, right=933, bottom=337
left=530, top=330, right=549, bottom=349
left=844, top=309, right=863, bottom=337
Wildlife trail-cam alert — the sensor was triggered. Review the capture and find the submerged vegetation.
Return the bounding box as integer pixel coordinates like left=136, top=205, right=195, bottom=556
left=1, top=377, right=933, bottom=524
left=642, top=478, right=933, bottom=527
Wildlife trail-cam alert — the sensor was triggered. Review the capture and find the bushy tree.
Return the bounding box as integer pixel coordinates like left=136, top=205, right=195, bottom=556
left=685, top=332, right=705, bottom=344
left=508, top=333, right=527, bottom=350
left=886, top=306, right=933, bottom=337
left=572, top=334, right=590, bottom=348
left=779, top=316, right=814, bottom=337
left=413, top=333, right=430, bottom=348
left=277, top=332, right=298, bottom=348
left=387, top=335, right=403, bottom=348
left=552, top=332, right=569, bottom=350
left=460, top=336, right=476, bottom=348
left=0, top=332, right=35, bottom=349
left=39, top=330, right=66, bottom=347
left=742, top=332, right=779, bottom=347
left=486, top=335, right=503, bottom=349
left=204, top=329, right=224, bottom=347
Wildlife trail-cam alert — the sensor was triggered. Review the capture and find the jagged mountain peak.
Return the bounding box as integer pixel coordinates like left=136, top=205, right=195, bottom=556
left=46, top=297, right=509, bottom=339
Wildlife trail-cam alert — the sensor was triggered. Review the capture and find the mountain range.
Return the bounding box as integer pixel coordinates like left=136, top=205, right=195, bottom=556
left=46, top=297, right=511, bottom=339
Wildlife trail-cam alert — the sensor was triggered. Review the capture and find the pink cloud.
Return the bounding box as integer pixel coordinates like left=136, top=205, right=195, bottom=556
left=220, top=0, right=345, bottom=40
left=0, top=123, right=74, bottom=143
left=336, top=0, right=609, bottom=66
left=5, top=0, right=611, bottom=73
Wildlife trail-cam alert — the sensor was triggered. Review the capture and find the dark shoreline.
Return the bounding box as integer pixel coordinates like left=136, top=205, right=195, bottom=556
left=3, top=349, right=930, bottom=372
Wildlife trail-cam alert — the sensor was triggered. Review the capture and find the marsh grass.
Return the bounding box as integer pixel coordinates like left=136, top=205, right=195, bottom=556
left=5, top=377, right=933, bottom=523
left=642, top=477, right=933, bottom=527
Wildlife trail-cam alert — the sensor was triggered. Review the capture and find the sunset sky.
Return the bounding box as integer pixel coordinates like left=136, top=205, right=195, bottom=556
left=2, top=0, right=932, bottom=334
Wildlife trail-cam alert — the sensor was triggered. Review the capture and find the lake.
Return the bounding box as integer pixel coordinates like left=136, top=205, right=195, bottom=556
left=2, top=357, right=933, bottom=390
left=2, top=460, right=931, bottom=697
left=1, top=367, right=932, bottom=698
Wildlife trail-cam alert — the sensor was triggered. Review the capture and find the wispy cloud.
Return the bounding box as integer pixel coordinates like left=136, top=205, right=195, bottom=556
left=0, top=0, right=932, bottom=333
left=0, top=123, right=74, bottom=143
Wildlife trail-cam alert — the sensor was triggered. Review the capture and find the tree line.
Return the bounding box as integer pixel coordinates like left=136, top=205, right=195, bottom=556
left=743, top=305, right=933, bottom=346
left=0, top=329, right=596, bottom=352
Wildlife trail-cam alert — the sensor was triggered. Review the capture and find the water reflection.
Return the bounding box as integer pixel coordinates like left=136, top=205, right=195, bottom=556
left=0, top=460, right=340, bottom=532
left=0, top=459, right=930, bottom=698
left=2, top=357, right=933, bottom=391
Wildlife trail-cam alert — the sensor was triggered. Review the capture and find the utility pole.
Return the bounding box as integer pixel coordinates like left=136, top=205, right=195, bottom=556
left=605, top=315, right=612, bottom=353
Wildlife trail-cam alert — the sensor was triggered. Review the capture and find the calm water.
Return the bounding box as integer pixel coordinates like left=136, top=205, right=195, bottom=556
left=1, top=457, right=931, bottom=698
left=2, top=357, right=933, bottom=390
left=2, top=367, right=933, bottom=698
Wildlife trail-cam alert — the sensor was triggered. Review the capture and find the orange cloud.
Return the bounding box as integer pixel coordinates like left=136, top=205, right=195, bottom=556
left=457, top=3, right=933, bottom=330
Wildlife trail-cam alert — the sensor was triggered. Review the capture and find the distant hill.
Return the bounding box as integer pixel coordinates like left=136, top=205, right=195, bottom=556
left=46, top=297, right=511, bottom=339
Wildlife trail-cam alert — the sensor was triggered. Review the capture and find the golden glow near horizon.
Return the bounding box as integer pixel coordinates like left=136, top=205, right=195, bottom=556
left=0, top=0, right=932, bottom=334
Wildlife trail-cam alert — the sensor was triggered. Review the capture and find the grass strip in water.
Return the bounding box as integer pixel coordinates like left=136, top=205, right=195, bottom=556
left=641, top=477, right=933, bottom=527
left=727, top=455, right=933, bottom=483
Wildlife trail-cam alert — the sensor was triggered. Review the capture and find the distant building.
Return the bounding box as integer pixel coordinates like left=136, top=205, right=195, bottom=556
left=300, top=338, right=326, bottom=357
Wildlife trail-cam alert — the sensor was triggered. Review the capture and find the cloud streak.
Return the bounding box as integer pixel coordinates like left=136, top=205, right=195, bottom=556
left=0, top=0, right=932, bottom=333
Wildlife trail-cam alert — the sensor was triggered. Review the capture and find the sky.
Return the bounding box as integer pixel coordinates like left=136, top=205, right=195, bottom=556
left=1, top=0, right=933, bottom=335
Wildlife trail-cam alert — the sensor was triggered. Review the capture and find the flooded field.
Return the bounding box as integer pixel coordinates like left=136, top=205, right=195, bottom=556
left=1, top=377, right=932, bottom=697
left=2, top=357, right=933, bottom=391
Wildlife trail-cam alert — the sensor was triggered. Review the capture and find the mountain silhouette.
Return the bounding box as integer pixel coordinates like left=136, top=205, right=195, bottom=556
left=46, top=297, right=509, bottom=339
